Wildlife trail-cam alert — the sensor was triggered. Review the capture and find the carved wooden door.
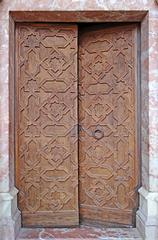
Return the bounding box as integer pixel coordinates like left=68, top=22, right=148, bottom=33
left=79, top=24, right=139, bottom=226
left=16, top=23, right=139, bottom=227
left=15, top=23, right=79, bottom=227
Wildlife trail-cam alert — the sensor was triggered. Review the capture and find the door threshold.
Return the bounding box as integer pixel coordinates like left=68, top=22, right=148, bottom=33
left=17, top=225, right=142, bottom=239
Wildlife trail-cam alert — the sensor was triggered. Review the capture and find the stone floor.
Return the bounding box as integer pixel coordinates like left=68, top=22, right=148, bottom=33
left=17, top=225, right=142, bottom=240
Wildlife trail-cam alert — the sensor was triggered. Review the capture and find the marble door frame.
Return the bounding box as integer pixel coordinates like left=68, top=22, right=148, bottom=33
left=1, top=9, right=157, bottom=239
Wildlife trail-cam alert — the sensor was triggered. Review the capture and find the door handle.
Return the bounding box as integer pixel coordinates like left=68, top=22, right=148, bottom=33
left=93, top=129, right=104, bottom=140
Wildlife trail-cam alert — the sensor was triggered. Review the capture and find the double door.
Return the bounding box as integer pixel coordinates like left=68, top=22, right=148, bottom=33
left=15, top=23, right=139, bottom=227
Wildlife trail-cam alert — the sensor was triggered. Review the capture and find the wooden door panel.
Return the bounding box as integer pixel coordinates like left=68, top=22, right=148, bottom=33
left=15, top=23, right=79, bottom=227
left=79, top=24, right=139, bottom=226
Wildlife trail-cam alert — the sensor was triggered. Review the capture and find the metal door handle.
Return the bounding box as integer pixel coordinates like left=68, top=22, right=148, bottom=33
left=93, top=129, right=104, bottom=140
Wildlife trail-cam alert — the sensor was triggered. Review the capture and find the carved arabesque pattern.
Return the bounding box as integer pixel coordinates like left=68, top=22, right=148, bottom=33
left=16, top=23, right=139, bottom=227
left=16, top=23, right=78, bottom=226
left=79, top=25, right=139, bottom=225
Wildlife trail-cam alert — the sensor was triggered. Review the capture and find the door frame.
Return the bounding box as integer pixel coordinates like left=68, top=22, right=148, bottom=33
left=9, top=10, right=149, bottom=233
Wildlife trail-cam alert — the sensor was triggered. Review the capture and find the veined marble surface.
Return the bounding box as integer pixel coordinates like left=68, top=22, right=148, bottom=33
left=17, top=225, right=142, bottom=240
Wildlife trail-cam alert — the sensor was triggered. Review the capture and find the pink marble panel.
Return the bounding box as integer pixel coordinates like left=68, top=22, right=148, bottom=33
left=0, top=19, right=9, bottom=192
left=141, top=14, right=150, bottom=190
left=149, top=14, right=158, bottom=191
left=0, top=0, right=151, bottom=17
left=17, top=225, right=142, bottom=239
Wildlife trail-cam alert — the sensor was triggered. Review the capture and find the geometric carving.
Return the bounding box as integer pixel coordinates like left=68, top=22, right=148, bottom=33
left=85, top=180, right=114, bottom=207
left=87, top=83, right=112, bottom=95
left=86, top=166, right=113, bottom=179
left=41, top=79, right=68, bottom=92
left=88, top=55, right=113, bottom=80
left=113, top=52, right=129, bottom=82
left=87, top=145, right=113, bottom=164
left=16, top=23, right=78, bottom=227
left=44, top=185, right=72, bottom=212
left=42, top=96, right=69, bottom=121
left=79, top=25, right=139, bottom=226
left=87, top=39, right=113, bottom=53
left=87, top=98, right=113, bottom=122
left=16, top=22, right=139, bottom=227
